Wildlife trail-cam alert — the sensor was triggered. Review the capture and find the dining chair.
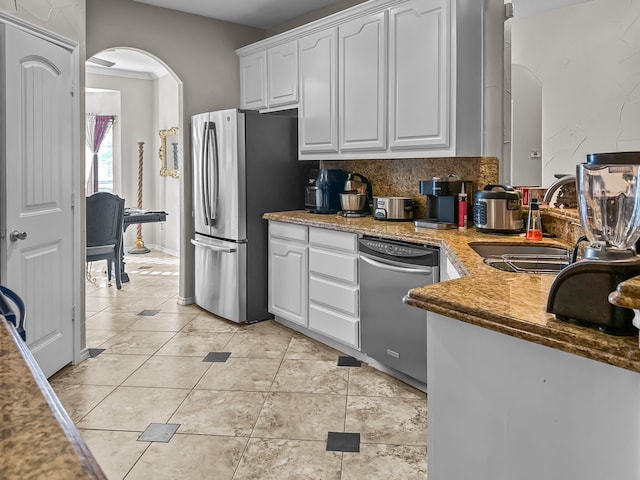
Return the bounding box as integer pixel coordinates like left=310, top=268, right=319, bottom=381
left=86, top=192, right=125, bottom=289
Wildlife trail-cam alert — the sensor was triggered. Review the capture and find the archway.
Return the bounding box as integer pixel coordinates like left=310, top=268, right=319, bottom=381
left=86, top=47, right=184, bottom=261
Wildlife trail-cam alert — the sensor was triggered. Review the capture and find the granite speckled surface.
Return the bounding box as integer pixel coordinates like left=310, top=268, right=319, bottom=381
left=322, top=156, right=499, bottom=218
left=264, top=209, right=640, bottom=373
left=0, top=320, right=106, bottom=480
left=609, top=276, right=640, bottom=309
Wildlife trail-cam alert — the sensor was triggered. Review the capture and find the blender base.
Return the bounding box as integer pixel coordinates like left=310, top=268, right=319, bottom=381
left=547, top=257, right=640, bottom=336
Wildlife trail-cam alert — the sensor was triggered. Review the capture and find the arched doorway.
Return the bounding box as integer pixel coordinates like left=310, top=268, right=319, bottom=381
left=86, top=47, right=183, bottom=257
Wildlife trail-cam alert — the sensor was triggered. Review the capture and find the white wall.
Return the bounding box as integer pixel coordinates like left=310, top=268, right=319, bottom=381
left=512, top=0, right=640, bottom=186
left=85, top=72, right=155, bottom=248
left=156, top=74, right=180, bottom=256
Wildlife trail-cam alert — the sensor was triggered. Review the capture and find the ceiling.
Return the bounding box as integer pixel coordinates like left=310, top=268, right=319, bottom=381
left=88, top=0, right=344, bottom=77
left=88, top=0, right=595, bottom=77
left=131, top=0, right=344, bottom=29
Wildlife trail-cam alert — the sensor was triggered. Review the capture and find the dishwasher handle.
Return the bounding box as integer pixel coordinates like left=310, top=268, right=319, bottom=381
left=359, top=252, right=435, bottom=275
left=190, top=238, right=237, bottom=253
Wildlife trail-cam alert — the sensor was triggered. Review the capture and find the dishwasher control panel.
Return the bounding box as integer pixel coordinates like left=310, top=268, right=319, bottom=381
left=359, top=237, right=439, bottom=267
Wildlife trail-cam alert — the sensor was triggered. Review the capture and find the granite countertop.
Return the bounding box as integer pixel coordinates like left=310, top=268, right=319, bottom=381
left=610, top=276, right=640, bottom=309
left=0, top=320, right=106, bottom=479
left=264, top=210, right=640, bottom=373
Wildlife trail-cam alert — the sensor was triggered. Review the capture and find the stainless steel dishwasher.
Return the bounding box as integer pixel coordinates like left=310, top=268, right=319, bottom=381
left=359, top=236, right=439, bottom=385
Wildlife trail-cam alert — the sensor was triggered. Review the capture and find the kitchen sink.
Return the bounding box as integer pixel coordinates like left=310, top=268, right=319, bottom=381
left=468, top=242, right=570, bottom=274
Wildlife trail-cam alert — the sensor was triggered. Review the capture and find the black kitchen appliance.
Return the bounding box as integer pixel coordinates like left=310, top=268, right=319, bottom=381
left=415, top=177, right=472, bottom=229
left=547, top=152, right=640, bottom=334
left=305, top=168, right=348, bottom=214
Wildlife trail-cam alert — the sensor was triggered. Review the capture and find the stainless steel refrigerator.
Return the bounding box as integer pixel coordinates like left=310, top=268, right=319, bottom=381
left=191, top=109, right=312, bottom=323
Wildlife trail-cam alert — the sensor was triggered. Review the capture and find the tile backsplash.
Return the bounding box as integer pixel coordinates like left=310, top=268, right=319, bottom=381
left=322, top=157, right=499, bottom=217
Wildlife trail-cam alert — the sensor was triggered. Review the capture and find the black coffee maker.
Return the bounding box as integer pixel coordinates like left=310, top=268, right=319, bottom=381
left=415, top=176, right=472, bottom=229
left=305, top=168, right=348, bottom=214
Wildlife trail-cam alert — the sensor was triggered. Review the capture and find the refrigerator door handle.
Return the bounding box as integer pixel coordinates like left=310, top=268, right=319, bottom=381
left=200, top=123, right=211, bottom=224
left=200, top=121, right=219, bottom=225
left=190, top=238, right=237, bottom=253
left=205, top=121, right=220, bottom=224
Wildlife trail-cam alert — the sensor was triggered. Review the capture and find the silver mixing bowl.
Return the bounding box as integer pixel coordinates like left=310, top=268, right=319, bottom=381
left=340, top=193, right=367, bottom=211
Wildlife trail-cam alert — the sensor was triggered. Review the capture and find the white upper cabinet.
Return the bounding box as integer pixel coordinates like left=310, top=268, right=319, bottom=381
left=267, top=41, right=298, bottom=108
left=299, top=28, right=339, bottom=153
left=339, top=11, right=387, bottom=152
left=236, top=0, right=482, bottom=159
left=389, top=0, right=449, bottom=150
left=239, top=50, right=267, bottom=110
left=240, top=40, right=298, bottom=111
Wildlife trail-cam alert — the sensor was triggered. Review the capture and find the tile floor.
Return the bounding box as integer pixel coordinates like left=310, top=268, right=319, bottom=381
left=51, top=252, right=428, bottom=480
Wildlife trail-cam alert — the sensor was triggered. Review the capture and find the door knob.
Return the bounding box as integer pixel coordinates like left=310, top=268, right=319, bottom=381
left=9, top=230, right=27, bottom=242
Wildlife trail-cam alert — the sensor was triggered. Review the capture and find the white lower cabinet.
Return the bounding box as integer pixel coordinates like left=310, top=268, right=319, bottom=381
left=308, top=227, right=360, bottom=348
left=268, top=222, right=309, bottom=327
left=268, top=222, right=361, bottom=349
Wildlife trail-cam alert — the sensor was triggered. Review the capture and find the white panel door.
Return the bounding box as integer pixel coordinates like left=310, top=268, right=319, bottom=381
left=239, top=51, right=267, bottom=110
left=268, top=238, right=308, bottom=326
left=1, top=23, right=75, bottom=377
left=389, top=0, right=450, bottom=149
left=267, top=41, right=298, bottom=107
left=339, top=11, right=387, bottom=151
left=299, top=28, right=338, bottom=153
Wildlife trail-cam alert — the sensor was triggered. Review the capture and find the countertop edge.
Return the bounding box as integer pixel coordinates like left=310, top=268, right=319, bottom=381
left=264, top=211, right=640, bottom=373
left=1, top=319, right=107, bottom=479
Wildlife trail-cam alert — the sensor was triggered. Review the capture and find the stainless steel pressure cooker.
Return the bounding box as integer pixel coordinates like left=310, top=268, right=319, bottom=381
left=473, top=185, right=524, bottom=233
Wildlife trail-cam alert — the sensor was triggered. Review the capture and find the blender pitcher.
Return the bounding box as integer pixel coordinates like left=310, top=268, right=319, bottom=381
left=578, top=152, right=640, bottom=258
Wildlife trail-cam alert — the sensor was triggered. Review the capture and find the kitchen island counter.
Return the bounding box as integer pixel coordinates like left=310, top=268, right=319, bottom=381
left=264, top=210, right=640, bottom=373
left=0, top=319, right=106, bottom=479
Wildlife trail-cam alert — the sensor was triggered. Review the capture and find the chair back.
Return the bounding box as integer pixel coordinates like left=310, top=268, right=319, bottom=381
left=86, top=192, right=125, bottom=249
left=0, top=285, right=26, bottom=341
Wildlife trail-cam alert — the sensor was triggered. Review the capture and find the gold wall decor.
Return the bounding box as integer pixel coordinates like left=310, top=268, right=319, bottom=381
left=159, top=127, right=179, bottom=178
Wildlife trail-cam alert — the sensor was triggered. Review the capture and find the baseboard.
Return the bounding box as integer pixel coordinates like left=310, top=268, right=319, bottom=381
left=77, top=347, right=91, bottom=364
left=177, top=296, right=194, bottom=306
left=135, top=244, right=178, bottom=257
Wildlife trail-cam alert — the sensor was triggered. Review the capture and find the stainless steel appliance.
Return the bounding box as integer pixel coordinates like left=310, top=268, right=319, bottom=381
left=305, top=168, right=348, bottom=214
left=340, top=172, right=372, bottom=217
left=373, top=197, right=415, bottom=221
left=547, top=152, right=640, bottom=334
left=191, top=109, right=304, bottom=323
left=473, top=184, right=524, bottom=233
left=359, top=237, right=439, bottom=385
left=415, top=177, right=473, bottom=229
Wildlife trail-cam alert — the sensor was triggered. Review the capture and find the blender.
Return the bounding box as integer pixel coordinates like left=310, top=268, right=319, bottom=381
left=547, top=152, right=640, bottom=334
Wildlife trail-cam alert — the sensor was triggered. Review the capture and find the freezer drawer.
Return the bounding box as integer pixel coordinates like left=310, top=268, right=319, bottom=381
left=192, top=235, right=246, bottom=323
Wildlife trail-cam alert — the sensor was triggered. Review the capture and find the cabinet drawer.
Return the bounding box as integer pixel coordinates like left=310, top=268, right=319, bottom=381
left=309, top=275, right=358, bottom=316
left=309, top=247, right=357, bottom=283
left=270, top=221, right=308, bottom=242
left=309, top=227, right=357, bottom=252
left=309, top=304, right=359, bottom=349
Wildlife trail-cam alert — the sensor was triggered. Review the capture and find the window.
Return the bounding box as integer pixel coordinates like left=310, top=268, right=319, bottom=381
left=85, top=128, right=113, bottom=193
